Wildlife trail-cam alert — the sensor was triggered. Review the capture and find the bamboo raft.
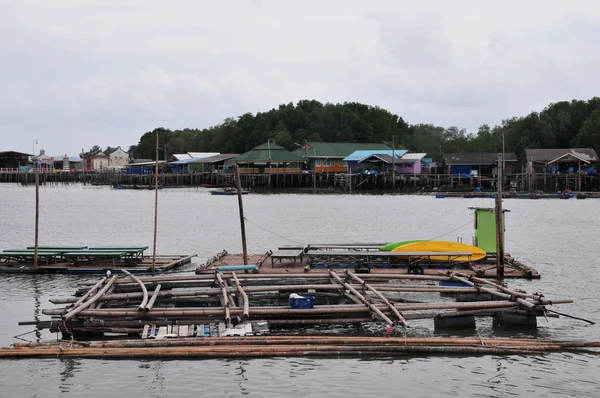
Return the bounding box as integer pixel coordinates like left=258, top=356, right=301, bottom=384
left=2, top=336, right=599, bottom=359
left=196, top=245, right=538, bottom=279
left=24, top=269, right=576, bottom=340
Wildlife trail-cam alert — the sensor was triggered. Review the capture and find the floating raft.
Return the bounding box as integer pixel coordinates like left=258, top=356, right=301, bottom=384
left=2, top=336, right=599, bottom=359
left=26, top=269, right=574, bottom=339
left=197, top=244, right=539, bottom=279
left=0, top=245, right=196, bottom=274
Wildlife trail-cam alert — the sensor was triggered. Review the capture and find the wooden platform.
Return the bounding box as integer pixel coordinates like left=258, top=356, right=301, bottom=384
left=197, top=248, right=539, bottom=279
left=0, top=254, right=196, bottom=274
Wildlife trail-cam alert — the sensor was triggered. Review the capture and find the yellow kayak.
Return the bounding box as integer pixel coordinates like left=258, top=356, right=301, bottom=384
left=391, top=241, right=487, bottom=262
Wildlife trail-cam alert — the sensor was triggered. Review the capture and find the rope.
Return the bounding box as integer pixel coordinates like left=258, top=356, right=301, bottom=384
left=426, top=219, right=474, bottom=242
left=243, top=217, right=306, bottom=245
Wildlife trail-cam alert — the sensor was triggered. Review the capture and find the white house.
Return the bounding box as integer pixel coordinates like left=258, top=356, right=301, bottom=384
left=104, top=146, right=129, bottom=169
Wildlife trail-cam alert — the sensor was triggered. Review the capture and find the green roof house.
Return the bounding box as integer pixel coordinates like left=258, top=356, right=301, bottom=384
left=227, top=141, right=306, bottom=174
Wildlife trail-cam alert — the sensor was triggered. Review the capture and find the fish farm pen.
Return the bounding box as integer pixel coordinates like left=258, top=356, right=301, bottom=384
left=0, top=245, right=196, bottom=274
left=7, top=268, right=597, bottom=360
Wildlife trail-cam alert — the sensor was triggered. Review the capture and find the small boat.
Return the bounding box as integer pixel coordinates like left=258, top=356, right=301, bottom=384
left=210, top=188, right=248, bottom=196
left=391, top=240, right=487, bottom=262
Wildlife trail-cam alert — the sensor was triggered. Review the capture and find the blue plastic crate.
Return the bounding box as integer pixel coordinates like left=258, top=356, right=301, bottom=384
left=289, top=296, right=314, bottom=309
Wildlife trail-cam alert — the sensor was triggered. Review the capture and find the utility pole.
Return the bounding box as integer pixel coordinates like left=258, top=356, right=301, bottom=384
left=495, top=153, right=504, bottom=278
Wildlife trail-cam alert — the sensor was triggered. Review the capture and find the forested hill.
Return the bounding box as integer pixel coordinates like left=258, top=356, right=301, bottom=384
left=128, top=98, right=600, bottom=161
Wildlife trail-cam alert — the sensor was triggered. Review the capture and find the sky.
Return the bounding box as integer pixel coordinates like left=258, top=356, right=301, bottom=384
left=1, top=0, right=600, bottom=156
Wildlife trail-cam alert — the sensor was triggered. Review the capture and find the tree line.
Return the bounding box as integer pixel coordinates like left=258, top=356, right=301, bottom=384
left=127, top=98, right=600, bottom=162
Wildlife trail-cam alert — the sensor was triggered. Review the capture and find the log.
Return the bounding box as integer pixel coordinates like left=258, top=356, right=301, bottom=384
left=346, top=271, right=407, bottom=328
left=330, top=271, right=391, bottom=326
left=69, top=277, right=107, bottom=308
left=144, top=284, right=161, bottom=312
left=121, top=270, right=149, bottom=311
left=232, top=272, right=249, bottom=320
left=62, top=275, right=118, bottom=321
left=215, top=272, right=230, bottom=325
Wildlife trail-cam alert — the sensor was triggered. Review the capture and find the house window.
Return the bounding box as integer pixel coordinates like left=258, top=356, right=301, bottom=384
left=316, top=159, right=321, bottom=166
left=324, top=159, right=331, bottom=167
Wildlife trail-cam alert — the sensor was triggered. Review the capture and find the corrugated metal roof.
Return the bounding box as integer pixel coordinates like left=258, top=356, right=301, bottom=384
left=524, top=148, right=599, bottom=163
left=443, top=152, right=518, bottom=165
left=197, top=153, right=239, bottom=163
left=292, top=142, right=391, bottom=158
left=172, top=153, right=192, bottom=160
left=231, top=142, right=306, bottom=163
left=400, top=153, right=427, bottom=161
left=359, top=154, right=414, bottom=164
left=344, top=149, right=408, bottom=162
left=188, top=152, right=220, bottom=159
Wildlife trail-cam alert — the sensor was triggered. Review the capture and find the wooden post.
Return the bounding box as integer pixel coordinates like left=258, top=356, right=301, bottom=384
left=152, top=131, right=159, bottom=273
left=34, top=156, right=39, bottom=272
left=392, top=135, right=396, bottom=190
left=495, top=153, right=504, bottom=277
left=234, top=164, right=248, bottom=265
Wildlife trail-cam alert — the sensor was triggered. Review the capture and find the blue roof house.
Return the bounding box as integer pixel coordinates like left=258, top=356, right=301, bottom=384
left=343, top=150, right=408, bottom=173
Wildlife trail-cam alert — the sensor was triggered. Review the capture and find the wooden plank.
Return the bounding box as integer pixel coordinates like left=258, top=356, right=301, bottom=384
left=62, top=251, right=128, bottom=258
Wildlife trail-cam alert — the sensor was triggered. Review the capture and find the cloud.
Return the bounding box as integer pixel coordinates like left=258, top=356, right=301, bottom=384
left=1, top=0, right=600, bottom=154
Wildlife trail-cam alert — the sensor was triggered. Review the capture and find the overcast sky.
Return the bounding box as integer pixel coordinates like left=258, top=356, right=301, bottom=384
left=2, top=0, right=600, bottom=156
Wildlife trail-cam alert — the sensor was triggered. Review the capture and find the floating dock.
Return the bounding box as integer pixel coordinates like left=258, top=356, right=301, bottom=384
left=0, top=245, right=196, bottom=274
left=196, top=244, right=538, bottom=279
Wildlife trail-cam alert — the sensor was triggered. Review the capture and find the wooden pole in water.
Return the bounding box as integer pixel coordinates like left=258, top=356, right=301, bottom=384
left=33, top=155, right=39, bottom=272
left=495, top=153, right=504, bottom=277
left=152, top=130, right=159, bottom=273
left=234, top=164, right=248, bottom=265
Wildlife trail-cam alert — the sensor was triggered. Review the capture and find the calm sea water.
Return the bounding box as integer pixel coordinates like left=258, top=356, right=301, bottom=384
left=0, top=184, right=599, bottom=398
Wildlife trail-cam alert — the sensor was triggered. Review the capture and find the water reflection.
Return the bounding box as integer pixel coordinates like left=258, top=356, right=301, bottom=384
left=59, top=358, right=79, bottom=394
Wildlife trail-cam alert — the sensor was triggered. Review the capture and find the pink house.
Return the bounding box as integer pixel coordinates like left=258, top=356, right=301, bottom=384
left=396, top=153, right=427, bottom=174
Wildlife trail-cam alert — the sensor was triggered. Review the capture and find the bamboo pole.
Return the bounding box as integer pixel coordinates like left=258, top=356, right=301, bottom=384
left=152, top=130, right=159, bottom=273
left=215, top=272, right=231, bottom=325
left=346, top=271, right=407, bottom=328
left=446, top=272, right=535, bottom=309
left=455, top=273, right=569, bottom=305
left=77, top=272, right=456, bottom=286
left=33, top=156, right=39, bottom=272
left=121, top=270, right=149, bottom=311
left=496, top=153, right=504, bottom=277
left=329, top=270, right=394, bottom=326
left=234, top=164, right=248, bottom=265
left=60, top=284, right=486, bottom=305
left=0, top=343, right=586, bottom=359
left=68, top=277, right=107, bottom=308
left=232, top=272, right=249, bottom=320
left=144, top=284, right=161, bottom=312
left=17, top=336, right=599, bottom=349
left=63, top=275, right=118, bottom=321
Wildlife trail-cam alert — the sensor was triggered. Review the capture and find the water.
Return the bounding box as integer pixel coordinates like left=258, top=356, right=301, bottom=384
left=0, top=184, right=599, bottom=397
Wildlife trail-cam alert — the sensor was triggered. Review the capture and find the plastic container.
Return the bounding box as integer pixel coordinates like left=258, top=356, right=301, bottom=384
left=289, top=295, right=315, bottom=309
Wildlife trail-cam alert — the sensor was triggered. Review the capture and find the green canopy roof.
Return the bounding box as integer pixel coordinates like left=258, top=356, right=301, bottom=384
left=292, top=142, right=391, bottom=158
left=231, top=142, right=306, bottom=163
